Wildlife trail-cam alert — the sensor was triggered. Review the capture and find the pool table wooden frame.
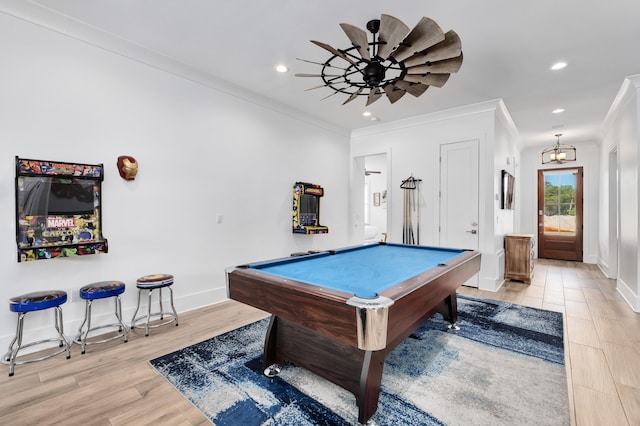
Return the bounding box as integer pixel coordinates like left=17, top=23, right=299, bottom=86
left=226, top=243, right=481, bottom=424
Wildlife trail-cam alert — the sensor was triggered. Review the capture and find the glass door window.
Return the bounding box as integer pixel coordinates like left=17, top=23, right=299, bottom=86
left=543, top=171, right=577, bottom=236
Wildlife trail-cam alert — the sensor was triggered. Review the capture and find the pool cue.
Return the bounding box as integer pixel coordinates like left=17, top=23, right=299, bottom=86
left=416, top=180, right=420, bottom=245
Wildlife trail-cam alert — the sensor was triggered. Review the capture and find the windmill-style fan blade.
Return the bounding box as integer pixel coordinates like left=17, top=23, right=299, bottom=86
left=377, top=14, right=410, bottom=59
left=340, top=23, right=370, bottom=60
left=342, top=88, right=364, bottom=105
left=402, top=30, right=462, bottom=67
left=366, top=87, right=383, bottom=106
left=296, top=57, right=348, bottom=70
left=391, top=17, right=445, bottom=63
left=404, top=73, right=450, bottom=87
left=295, top=73, right=343, bottom=78
left=407, top=55, right=463, bottom=75
left=320, top=91, right=340, bottom=101
left=305, top=85, right=328, bottom=91
left=304, top=83, right=340, bottom=91
left=393, top=80, right=429, bottom=97
left=310, top=40, right=358, bottom=66
left=383, top=84, right=406, bottom=104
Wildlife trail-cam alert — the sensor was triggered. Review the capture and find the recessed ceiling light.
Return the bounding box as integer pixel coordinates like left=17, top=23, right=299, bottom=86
left=275, top=64, right=289, bottom=73
left=552, top=108, right=565, bottom=114
left=362, top=111, right=372, bottom=117
left=551, top=62, right=567, bottom=70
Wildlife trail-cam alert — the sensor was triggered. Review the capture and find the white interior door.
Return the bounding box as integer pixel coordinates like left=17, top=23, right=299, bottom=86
left=440, top=140, right=479, bottom=286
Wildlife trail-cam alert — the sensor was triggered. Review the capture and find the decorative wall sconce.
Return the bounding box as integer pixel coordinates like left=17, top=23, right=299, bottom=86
left=117, top=156, right=138, bottom=180
left=541, top=134, right=576, bottom=164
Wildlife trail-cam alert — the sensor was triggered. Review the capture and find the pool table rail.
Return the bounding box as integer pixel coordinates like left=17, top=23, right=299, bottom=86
left=226, top=266, right=362, bottom=348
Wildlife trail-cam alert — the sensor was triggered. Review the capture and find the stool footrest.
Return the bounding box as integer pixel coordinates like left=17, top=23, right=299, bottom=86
left=2, top=337, right=71, bottom=366
left=74, top=323, right=128, bottom=347
left=131, top=313, right=178, bottom=330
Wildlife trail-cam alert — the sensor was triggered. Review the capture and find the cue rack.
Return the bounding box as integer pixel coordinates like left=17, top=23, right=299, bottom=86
left=400, top=175, right=422, bottom=245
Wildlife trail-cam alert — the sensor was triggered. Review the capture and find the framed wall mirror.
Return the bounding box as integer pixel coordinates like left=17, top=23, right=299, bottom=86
left=501, top=170, right=515, bottom=210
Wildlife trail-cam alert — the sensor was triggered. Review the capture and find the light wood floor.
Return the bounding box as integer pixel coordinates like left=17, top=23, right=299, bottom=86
left=1, top=259, right=638, bottom=425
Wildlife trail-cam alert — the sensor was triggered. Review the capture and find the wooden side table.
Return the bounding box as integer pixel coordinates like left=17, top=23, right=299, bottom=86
left=505, top=233, right=535, bottom=283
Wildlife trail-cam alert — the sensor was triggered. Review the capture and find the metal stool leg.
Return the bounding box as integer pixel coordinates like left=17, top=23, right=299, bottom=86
left=168, top=287, right=179, bottom=326
left=5, top=312, right=25, bottom=377
left=145, top=289, right=153, bottom=336
left=76, top=300, right=93, bottom=354
left=131, top=289, right=143, bottom=329
left=55, top=306, right=71, bottom=359
left=158, top=288, right=164, bottom=320
left=115, top=296, right=128, bottom=343
left=75, top=300, right=89, bottom=351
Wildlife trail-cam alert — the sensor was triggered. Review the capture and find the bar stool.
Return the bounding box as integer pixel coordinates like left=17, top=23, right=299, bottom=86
left=3, top=290, right=71, bottom=377
left=131, top=274, right=178, bottom=336
left=75, top=281, right=128, bottom=354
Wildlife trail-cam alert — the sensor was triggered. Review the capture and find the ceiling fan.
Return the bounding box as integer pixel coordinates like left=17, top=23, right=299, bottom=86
left=296, top=14, right=463, bottom=106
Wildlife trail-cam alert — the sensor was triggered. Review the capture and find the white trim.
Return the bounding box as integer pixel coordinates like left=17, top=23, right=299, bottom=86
left=352, top=99, right=504, bottom=138
left=616, top=277, right=640, bottom=313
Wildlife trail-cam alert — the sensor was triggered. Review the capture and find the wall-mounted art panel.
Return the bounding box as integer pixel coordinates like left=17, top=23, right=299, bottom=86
left=15, top=157, right=108, bottom=262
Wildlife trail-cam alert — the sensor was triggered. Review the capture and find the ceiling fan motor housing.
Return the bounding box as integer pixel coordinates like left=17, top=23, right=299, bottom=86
left=364, top=61, right=386, bottom=86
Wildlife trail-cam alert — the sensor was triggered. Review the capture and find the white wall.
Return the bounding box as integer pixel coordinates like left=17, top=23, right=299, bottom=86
left=492, top=104, right=521, bottom=280
left=519, top=141, right=601, bottom=264
left=350, top=100, right=520, bottom=291
left=600, top=75, right=640, bottom=311
left=0, top=11, right=350, bottom=349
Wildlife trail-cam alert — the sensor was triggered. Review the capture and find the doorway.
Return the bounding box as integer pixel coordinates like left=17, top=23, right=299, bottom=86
left=537, top=167, right=583, bottom=261
left=440, top=140, right=479, bottom=286
left=364, top=154, right=388, bottom=243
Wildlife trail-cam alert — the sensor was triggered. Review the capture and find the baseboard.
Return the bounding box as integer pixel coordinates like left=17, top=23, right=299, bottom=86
left=616, top=277, right=640, bottom=313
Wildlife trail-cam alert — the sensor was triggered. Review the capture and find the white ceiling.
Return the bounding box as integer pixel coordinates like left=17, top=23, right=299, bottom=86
left=27, top=0, right=640, bottom=148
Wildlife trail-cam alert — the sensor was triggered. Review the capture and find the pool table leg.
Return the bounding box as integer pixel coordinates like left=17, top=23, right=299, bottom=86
left=358, top=350, right=386, bottom=424
left=263, top=315, right=281, bottom=376
left=261, top=315, right=386, bottom=424
left=438, top=291, right=460, bottom=330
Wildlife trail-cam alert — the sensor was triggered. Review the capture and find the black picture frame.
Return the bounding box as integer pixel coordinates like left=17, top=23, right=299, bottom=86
left=501, top=170, right=515, bottom=210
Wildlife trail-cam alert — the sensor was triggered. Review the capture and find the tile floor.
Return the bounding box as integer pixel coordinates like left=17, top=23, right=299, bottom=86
left=459, top=258, right=640, bottom=426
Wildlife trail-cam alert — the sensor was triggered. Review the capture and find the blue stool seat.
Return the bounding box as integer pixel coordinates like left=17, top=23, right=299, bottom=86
left=10, top=290, right=67, bottom=312
left=75, top=281, right=128, bottom=354
left=80, top=281, right=126, bottom=300
left=3, top=290, right=71, bottom=377
left=131, top=274, right=178, bottom=336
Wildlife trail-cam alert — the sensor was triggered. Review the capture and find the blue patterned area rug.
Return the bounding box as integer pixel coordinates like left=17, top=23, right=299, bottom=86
left=149, top=296, right=569, bottom=425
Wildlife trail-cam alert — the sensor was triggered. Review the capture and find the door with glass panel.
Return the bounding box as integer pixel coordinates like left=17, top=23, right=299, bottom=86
left=537, top=168, right=583, bottom=261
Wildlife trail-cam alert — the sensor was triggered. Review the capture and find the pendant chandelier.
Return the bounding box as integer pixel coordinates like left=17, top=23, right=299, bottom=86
left=541, top=134, right=576, bottom=164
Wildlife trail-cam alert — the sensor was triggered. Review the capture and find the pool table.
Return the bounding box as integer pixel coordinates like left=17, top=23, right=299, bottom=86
left=226, top=242, right=481, bottom=424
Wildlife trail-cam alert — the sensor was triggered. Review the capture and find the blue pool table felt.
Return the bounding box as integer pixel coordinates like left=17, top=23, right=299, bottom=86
left=249, top=244, right=465, bottom=299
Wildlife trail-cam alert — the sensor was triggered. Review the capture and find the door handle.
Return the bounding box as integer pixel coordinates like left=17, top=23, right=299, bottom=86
left=466, top=230, right=477, bottom=234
